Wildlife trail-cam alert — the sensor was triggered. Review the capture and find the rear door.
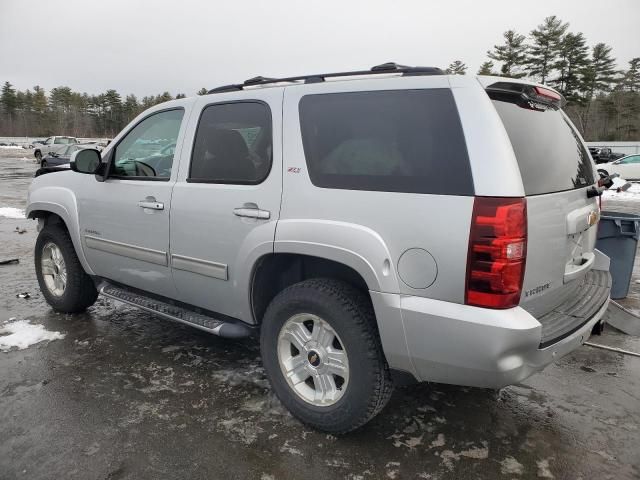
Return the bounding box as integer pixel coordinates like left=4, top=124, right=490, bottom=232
left=169, top=90, right=283, bottom=322
left=488, top=85, right=600, bottom=319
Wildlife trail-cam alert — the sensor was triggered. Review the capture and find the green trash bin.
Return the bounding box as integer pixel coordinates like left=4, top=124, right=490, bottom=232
left=596, top=211, right=640, bottom=299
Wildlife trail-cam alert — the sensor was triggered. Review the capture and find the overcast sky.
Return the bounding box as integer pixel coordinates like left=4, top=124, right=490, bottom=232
left=1, top=0, right=638, bottom=98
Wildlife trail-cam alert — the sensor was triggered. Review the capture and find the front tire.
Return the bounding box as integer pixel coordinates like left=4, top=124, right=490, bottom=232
left=35, top=224, right=98, bottom=313
left=260, top=278, right=393, bottom=434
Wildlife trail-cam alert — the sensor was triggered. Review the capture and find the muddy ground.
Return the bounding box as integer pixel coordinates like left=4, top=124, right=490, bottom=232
left=1, top=149, right=639, bottom=480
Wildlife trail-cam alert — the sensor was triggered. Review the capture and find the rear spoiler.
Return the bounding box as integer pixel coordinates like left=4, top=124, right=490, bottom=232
left=486, top=81, right=567, bottom=109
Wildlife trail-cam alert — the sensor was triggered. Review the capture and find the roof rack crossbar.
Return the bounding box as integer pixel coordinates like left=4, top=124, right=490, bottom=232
left=207, top=63, right=444, bottom=94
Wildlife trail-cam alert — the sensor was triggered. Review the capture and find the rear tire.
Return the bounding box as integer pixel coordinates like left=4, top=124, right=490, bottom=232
left=35, top=150, right=42, bottom=161
left=35, top=224, right=98, bottom=313
left=260, top=278, right=393, bottom=434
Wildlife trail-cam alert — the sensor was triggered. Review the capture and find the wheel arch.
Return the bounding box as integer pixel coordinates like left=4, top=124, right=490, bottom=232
left=250, top=253, right=370, bottom=326
left=27, top=201, right=94, bottom=275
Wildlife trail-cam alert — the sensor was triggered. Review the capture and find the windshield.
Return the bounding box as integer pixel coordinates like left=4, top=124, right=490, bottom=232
left=491, top=99, right=595, bottom=195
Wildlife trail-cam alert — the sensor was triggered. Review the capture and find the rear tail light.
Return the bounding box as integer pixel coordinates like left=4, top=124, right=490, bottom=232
left=533, top=86, right=562, bottom=102
left=465, top=197, right=527, bottom=309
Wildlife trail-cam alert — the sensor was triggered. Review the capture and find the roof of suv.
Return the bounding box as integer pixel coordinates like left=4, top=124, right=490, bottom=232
left=206, top=62, right=445, bottom=94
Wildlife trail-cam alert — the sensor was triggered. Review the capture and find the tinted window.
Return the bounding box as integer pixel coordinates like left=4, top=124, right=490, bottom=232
left=60, top=145, right=74, bottom=155
left=189, top=102, right=272, bottom=184
left=621, top=155, right=640, bottom=164
left=492, top=99, right=595, bottom=195
left=112, top=109, right=184, bottom=179
left=298, top=89, right=473, bottom=195
left=54, top=137, right=73, bottom=144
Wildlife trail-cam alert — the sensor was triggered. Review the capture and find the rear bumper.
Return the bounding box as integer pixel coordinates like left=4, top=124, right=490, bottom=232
left=372, top=290, right=610, bottom=389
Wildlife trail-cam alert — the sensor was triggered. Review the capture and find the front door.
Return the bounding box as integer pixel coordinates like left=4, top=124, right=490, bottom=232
left=78, top=107, right=188, bottom=298
left=170, top=91, right=282, bottom=322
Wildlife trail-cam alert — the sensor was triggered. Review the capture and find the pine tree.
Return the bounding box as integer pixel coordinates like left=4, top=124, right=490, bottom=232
left=582, top=43, right=618, bottom=96
left=175, top=93, right=186, bottom=99
left=446, top=60, right=467, bottom=75
left=197, top=88, right=208, bottom=95
left=550, top=32, right=589, bottom=102
left=155, top=92, right=174, bottom=104
left=622, top=57, right=640, bottom=92
left=487, top=30, right=527, bottom=78
left=477, top=61, right=496, bottom=75
left=123, top=94, right=140, bottom=123
left=1, top=81, right=18, bottom=116
left=526, top=16, right=569, bottom=83
left=577, top=43, right=619, bottom=136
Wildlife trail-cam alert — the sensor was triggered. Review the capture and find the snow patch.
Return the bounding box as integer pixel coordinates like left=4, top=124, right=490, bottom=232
left=536, top=459, right=554, bottom=478
left=0, top=145, right=23, bottom=150
left=602, top=182, right=640, bottom=203
left=0, top=319, right=65, bottom=352
left=0, top=207, right=26, bottom=219
left=501, top=456, right=524, bottom=475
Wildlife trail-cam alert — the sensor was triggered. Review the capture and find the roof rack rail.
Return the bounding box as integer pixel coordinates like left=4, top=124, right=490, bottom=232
left=207, top=62, right=444, bottom=94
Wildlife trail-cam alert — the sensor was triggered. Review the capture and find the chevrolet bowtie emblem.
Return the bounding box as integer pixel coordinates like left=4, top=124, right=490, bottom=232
left=588, top=211, right=599, bottom=227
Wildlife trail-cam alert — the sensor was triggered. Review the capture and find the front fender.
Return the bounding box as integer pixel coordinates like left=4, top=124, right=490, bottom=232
left=26, top=187, right=94, bottom=275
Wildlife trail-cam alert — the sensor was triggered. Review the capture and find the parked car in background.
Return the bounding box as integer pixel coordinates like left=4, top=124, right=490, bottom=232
left=34, top=136, right=78, bottom=161
left=588, top=147, right=625, bottom=164
left=40, top=144, right=99, bottom=168
left=26, top=65, right=610, bottom=433
left=597, top=154, right=640, bottom=181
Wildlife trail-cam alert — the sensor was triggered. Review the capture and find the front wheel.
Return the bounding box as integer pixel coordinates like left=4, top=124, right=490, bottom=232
left=35, top=224, right=98, bottom=313
left=260, top=278, right=393, bottom=434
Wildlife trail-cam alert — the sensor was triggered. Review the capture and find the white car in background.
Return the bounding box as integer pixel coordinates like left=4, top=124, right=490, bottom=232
left=598, top=154, right=640, bottom=181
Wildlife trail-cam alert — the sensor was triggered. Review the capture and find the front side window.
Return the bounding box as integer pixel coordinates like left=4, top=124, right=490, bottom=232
left=54, top=137, right=71, bottom=144
left=621, top=155, right=640, bottom=164
left=112, top=109, right=184, bottom=179
left=60, top=145, right=74, bottom=156
left=189, top=102, right=272, bottom=184
left=298, top=89, right=473, bottom=195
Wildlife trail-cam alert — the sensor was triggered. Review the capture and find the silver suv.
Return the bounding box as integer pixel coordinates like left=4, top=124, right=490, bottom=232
left=27, top=64, right=611, bottom=433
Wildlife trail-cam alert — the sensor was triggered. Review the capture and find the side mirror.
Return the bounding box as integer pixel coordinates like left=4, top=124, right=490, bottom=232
left=70, top=149, right=101, bottom=174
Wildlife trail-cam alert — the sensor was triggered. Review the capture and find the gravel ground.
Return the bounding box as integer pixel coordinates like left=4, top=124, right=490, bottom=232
left=1, top=148, right=639, bottom=480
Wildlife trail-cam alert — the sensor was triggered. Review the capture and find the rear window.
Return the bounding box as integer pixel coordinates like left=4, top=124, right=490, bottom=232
left=298, top=89, right=473, bottom=195
left=492, top=99, right=595, bottom=195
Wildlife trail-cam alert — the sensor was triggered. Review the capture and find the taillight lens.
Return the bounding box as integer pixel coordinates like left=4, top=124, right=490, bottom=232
left=465, top=197, right=527, bottom=309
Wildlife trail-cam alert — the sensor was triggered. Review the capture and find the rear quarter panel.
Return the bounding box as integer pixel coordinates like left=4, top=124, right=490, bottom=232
left=279, top=76, right=488, bottom=303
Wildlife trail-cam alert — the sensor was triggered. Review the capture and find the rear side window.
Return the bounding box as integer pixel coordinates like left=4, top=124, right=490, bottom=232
left=298, top=89, right=473, bottom=195
left=189, top=102, right=272, bottom=184
left=491, top=99, right=594, bottom=195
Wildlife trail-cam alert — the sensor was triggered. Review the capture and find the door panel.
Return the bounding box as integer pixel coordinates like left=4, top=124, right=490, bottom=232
left=78, top=107, right=189, bottom=298
left=170, top=90, right=283, bottom=322
left=79, top=180, right=176, bottom=297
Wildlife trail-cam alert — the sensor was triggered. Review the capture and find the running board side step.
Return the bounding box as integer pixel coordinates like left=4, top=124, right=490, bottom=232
left=99, top=283, right=253, bottom=339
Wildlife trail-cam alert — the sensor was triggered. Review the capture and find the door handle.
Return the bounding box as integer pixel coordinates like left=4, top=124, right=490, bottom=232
left=138, top=198, right=164, bottom=210
left=233, top=205, right=270, bottom=219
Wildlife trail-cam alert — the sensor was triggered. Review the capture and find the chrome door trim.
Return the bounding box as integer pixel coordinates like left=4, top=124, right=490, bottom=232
left=171, top=254, right=228, bottom=280
left=84, top=235, right=168, bottom=266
